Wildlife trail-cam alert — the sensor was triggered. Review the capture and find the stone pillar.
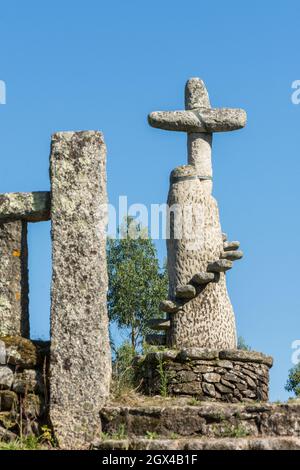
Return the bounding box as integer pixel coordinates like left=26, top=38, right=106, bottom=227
left=167, top=165, right=237, bottom=349
left=49, top=131, right=112, bottom=449
left=0, top=220, right=29, bottom=338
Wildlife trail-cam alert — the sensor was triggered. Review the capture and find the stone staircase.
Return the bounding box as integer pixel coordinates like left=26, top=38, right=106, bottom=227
left=93, top=397, right=300, bottom=450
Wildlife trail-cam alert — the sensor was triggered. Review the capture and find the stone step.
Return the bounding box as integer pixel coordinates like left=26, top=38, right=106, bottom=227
left=100, top=401, right=300, bottom=440
left=191, top=272, right=215, bottom=285
left=94, top=436, right=300, bottom=450
left=145, top=334, right=166, bottom=346
left=224, top=241, right=240, bottom=251
left=175, top=285, right=196, bottom=299
left=221, top=250, right=243, bottom=261
left=207, top=259, right=233, bottom=273
left=159, top=300, right=180, bottom=313
left=147, top=319, right=170, bottom=331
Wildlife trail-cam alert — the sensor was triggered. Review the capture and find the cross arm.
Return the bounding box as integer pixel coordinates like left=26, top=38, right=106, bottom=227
left=148, top=107, right=247, bottom=133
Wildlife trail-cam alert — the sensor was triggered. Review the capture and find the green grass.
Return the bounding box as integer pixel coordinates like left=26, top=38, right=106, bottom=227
left=101, top=424, right=127, bottom=440
left=145, top=431, right=159, bottom=440
left=0, top=435, right=46, bottom=450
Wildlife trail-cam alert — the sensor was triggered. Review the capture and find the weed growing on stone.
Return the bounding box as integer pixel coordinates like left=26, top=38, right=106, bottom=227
left=101, top=424, right=127, bottom=441
left=0, top=435, right=46, bottom=450
left=188, top=397, right=201, bottom=406
left=145, top=431, right=158, bottom=440
left=218, top=422, right=250, bottom=438
left=157, top=355, right=168, bottom=398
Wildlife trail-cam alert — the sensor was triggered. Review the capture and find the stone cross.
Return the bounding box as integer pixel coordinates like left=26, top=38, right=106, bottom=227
left=148, top=78, right=246, bottom=350
left=149, top=78, right=246, bottom=194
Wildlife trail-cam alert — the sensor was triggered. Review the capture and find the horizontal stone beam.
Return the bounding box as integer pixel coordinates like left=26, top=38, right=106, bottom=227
left=148, top=108, right=246, bottom=133
left=0, top=192, right=50, bottom=222
left=147, top=319, right=170, bottom=331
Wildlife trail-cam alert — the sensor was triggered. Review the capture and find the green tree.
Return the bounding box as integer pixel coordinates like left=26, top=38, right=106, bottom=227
left=107, top=217, right=168, bottom=351
left=285, top=363, right=300, bottom=397
left=237, top=336, right=251, bottom=351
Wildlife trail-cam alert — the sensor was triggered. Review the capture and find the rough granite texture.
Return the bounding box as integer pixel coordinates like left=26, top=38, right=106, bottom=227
left=166, top=165, right=236, bottom=349
left=0, top=192, right=50, bottom=222
left=149, top=79, right=247, bottom=349
left=0, top=220, right=29, bottom=337
left=148, top=108, right=246, bottom=133
left=137, top=349, right=273, bottom=402
left=49, top=131, right=112, bottom=449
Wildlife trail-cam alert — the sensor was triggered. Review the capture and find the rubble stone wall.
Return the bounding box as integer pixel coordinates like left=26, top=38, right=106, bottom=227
left=137, top=348, right=273, bottom=403
left=0, top=336, right=49, bottom=442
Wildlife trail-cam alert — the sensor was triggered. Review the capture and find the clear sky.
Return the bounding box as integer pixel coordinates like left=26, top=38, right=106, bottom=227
left=0, top=0, right=299, bottom=401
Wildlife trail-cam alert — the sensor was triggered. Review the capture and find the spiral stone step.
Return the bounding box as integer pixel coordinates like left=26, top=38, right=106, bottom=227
left=147, top=319, right=170, bottom=331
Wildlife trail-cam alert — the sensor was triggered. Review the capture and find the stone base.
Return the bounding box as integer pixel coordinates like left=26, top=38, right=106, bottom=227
left=95, top=398, right=300, bottom=450
left=136, top=348, right=273, bottom=403
left=94, top=437, right=300, bottom=451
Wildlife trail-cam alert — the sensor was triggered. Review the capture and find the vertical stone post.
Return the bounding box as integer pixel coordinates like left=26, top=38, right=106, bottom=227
left=49, top=131, right=111, bottom=449
left=0, top=220, right=29, bottom=337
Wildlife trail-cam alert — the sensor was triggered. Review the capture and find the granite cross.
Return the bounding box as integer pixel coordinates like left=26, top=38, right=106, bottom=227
left=148, top=78, right=246, bottom=193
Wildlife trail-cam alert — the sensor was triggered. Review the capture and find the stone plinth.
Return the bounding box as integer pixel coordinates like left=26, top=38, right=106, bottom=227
left=49, top=131, right=112, bottom=449
left=136, top=349, right=273, bottom=403
left=0, top=220, right=29, bottom=337
left=95, top=398, right=300, bottom=450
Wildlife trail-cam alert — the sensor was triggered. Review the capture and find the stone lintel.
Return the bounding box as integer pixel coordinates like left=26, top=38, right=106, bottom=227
left=0, top=192, right=50, bottom=222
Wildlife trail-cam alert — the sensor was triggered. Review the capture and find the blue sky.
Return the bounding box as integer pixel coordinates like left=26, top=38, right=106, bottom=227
left=0, top=0, right=299, bottom=401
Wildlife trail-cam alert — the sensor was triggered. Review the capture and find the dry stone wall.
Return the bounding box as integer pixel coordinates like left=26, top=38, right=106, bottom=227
left=137, top=349, right=273, bottom=403
left=0, top=336, right=49, bottom=442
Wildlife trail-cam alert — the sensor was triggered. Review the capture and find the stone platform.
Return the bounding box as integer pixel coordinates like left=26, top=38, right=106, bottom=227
left=94, top=397, right=300, bottom=450
left=135, top=349, right=273, bottom=403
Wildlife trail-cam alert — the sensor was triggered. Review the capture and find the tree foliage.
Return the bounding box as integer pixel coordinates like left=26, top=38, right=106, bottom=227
left=237, top=336, right=251, bottom=351
left=285, top=363, right=300, bottom=397
left=107, top=218, right=168, bottom=351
